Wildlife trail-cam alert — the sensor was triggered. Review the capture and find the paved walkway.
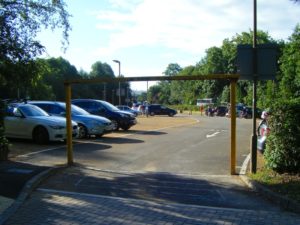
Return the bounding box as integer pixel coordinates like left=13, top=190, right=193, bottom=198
left=2, top=165, right=300, bottom=225
left=4, top=189, right=300, bottom=225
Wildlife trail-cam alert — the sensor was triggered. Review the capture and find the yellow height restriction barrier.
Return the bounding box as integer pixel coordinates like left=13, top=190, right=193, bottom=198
left=64, top=74, right=239, bottom=175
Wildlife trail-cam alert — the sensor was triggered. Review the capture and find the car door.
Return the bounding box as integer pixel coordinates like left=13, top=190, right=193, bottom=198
left=160, top=105, right=168, bottom=115
left=4, top=108, right=32, bottom=138
left=92, top=102, right=107, bottom=117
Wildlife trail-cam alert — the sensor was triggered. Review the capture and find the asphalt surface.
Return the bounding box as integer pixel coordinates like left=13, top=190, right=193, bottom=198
left=1, top=115, right=300, bottom=224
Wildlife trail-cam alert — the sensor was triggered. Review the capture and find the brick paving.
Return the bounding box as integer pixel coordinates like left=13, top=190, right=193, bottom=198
left=4, top=190, right=300, bottom=225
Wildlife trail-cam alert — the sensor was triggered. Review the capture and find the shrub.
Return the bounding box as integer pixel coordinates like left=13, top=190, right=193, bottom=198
left=264, top=98, right=300, bottom=174
left=0, top=100, right=9, bottom=161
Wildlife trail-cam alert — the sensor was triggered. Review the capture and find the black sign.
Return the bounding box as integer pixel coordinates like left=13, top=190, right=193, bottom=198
left=237, top=44, right=278, bottom=80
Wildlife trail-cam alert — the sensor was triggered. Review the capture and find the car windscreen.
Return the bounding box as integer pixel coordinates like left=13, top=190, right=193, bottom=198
left=19, top=105, right=49, bottom=117
left=58, top=103, right=90, bottom=116
left=101, top=101, right=119, bottom=111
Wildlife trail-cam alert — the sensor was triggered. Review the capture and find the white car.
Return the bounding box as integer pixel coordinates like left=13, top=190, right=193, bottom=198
left=4, top=103, right=79, bottom=144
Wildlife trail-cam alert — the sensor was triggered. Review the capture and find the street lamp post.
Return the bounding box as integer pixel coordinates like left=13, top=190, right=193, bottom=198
left=113, top=60, right=121, bottom=105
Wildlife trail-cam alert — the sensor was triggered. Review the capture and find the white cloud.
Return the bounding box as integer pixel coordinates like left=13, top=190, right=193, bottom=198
left=93, top=0, right=300, bottom=58
left=93, top=0, right=253, bottom=58
left=39, top=0, right=300, bottom=91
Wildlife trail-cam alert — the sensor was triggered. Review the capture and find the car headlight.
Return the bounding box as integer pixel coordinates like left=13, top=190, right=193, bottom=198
left=89, top=121, right=104, bottom=126
left=49, top=125, right=65, bottom=130
left=120, top=113, right=128, bottom=118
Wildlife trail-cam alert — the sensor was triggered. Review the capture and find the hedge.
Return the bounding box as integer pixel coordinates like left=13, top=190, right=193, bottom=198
left=264, top=98, right=300, bottom=174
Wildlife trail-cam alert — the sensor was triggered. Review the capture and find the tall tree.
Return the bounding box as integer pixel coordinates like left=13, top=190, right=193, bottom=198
left=90, top=61, right=120, bottom=103
left=163, top=63, right=182, bottom=76
left=36, top=57, right=80, bottom=100
left=0, top=0, right=71, bottom=87
left=279, top=25, right=300, bottom=99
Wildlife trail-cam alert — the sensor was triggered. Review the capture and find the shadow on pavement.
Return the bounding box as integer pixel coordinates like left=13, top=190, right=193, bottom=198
left=94, top=136, right=145, bottom=144
left=0, top=161, right=49, bottom=199
left=39, top=165, right=278, bottom=211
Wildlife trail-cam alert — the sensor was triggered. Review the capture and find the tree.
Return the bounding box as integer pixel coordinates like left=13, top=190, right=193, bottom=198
left=279, top=25, right=300, bottom=99
left=0, top=0, right=71, bottom=86
left=35, top=57, right=80, bottom=100
left=163, top=63, right=182, bottom=76
left=89, top=61, right=121, bottom=103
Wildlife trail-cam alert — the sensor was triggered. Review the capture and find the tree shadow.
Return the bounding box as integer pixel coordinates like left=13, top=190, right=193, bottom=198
left=40, top=165, right=276, bottom=211
left=88, top=136, right=145, bottom=144
left=114, top=130, right=168, bottom=135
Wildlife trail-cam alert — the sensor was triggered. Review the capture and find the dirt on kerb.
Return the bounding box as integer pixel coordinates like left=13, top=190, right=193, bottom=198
left=133, top=115, right=198, bottom=131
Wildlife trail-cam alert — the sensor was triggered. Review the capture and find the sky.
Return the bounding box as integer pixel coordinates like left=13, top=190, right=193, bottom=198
left=38, top=0, right=300, bottom=91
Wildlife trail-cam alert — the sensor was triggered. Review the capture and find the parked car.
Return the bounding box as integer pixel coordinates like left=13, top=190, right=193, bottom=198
left=29, top=101, right=113, bottom=138
left=148, top=104, right=177, bottom=117
left=214, top=106, right=228, bottom=117
left=116, top=105, right=140, bottom=117
left=72, top=99, right=137, bottom=131
left=4, top=103, right=78, bottom=144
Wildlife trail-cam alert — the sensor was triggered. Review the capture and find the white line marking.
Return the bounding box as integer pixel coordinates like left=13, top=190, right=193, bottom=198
left=16, top=142, right=84, bottom=158
left=239, top=153, right=251, bottom=175
left=206, top=131, right=220, bottom=138
left=75, top=178, right=84, bottom=187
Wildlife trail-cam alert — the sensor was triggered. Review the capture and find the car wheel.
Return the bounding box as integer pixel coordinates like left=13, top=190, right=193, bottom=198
left=95, top=133, right=103, bottom=138
left=168, top=112, right=174, bottom=117
left=121, top=125, right=130, bottom=131
left=33, top=126, right=49, bottom=144
left=150, top=112, right=155, bottom=116
left=111, top=120, right=119, bottom=131
left=78, top=124, right=88, bottom=138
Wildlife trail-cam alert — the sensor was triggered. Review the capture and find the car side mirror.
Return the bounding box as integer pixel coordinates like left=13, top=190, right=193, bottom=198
left=13, top=109, right=24, bottom=118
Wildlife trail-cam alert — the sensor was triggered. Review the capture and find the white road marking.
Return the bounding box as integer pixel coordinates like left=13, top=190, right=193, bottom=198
left=75, top=178, right=84, bottom=187
left=239, top=153, right=251, bottom=175
left=206, top=131, right=220, bottom=138
left=16, top=142, right=85, bottom=158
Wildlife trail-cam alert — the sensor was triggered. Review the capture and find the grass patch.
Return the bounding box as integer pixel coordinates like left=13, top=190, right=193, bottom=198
left=248, top=157, right=300, bottom=203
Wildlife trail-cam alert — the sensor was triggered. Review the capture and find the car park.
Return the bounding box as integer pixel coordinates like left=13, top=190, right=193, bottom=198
left=116, top=105, right=140, bottom=117
left=4, top=103, right=78, bottom=144
left=148, top=104, right=177, bottom=117
left=72, top=99, right=137, bottom=131
left=29, top=101, right=113, bottom=138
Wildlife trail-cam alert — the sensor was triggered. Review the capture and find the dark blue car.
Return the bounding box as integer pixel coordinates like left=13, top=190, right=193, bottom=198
left=72, top=99, right=137, bottom=131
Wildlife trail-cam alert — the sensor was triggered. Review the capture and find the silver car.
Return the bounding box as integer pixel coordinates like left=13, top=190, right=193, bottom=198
left=29, top=101, right=113, bottom=138
left=4, top=104, right=79, bottom=144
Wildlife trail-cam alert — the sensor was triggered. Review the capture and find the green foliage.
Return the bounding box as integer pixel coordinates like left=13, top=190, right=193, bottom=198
left=264, top=98, right=300, bottom=173
left=0, top=100, right=9, bottom=161
left=279, top=25, right=300, bottom=99
left=0, top=0, right=71, bottom=86
left=163, top=63, right=182, bottom=76
left=147, top=30, right=277, bottom=107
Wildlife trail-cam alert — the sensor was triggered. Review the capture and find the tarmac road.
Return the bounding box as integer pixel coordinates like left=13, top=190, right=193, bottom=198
left=2, top=115, right=300, bottom=224
left=14, top=115, right=251, bottom=174
left=10, top=115, right=276, bottom=209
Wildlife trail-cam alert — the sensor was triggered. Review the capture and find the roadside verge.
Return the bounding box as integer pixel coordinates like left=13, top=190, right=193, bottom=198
left=239, top=153, right=300, bottom=214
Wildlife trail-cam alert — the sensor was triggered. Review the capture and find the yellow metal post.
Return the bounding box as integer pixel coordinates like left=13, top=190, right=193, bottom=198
left=65, top=83, right=73, bottom=166
left=230, top=79, right=237, bottom=175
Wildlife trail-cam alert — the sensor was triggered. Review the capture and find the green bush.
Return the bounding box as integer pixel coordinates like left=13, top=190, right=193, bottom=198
left=0, top=100, right=9, bottom=161
left=264, top=98, right=300, bottom=174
